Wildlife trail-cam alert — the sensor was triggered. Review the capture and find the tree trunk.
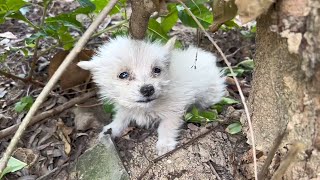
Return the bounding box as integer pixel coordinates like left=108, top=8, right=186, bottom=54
left=244, top=0, right=320, bottom=179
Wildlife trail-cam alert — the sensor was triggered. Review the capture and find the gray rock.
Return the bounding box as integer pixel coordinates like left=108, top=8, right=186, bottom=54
left=75, top=135, right=129, bottom=180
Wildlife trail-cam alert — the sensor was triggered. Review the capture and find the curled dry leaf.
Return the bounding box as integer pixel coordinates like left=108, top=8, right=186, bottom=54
left=48, top=49, right=94, bottom=90
left=210, top=0, right=238, bottom=32
left=235, top=0, right=274, bottom=23
left=57, top=119, right=73, bottom=155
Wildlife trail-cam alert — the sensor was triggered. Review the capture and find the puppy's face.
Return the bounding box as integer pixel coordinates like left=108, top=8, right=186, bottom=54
left=78, top=37, right=176, bottom=109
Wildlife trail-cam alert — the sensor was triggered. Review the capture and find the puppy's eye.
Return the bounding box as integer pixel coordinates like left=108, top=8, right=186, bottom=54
left=153, top=67, right=161, bottom=74
left=118, top=72, right=129, bottom=79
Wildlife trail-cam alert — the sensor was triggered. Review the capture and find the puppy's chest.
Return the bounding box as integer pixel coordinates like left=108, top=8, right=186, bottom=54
left=130, top=109, right=161, bottom=126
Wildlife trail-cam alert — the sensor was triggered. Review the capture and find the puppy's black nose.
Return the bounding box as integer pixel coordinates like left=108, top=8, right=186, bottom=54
left=140, top=85, right=155, bottom=97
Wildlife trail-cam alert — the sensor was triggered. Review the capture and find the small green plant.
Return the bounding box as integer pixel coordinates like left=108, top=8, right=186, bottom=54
left=184, top=97, right=239, bottom=123
left=185, top=106, right=218, bottom=123
left=224, top=58, right=254, bottom=77
left=103, top=101, right=115, bottom=114
left=14, top=96, right=34, bottom=113
left=225, top=122, right=242, bottom=134
left=0, top=157, right=27, bottom=179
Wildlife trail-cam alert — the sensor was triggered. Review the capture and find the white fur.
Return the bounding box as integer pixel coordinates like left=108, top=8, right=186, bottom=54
left=77, top=36, right=225, bottom=155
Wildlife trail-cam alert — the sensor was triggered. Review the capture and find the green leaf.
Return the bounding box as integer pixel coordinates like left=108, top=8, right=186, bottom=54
left=198, top=110, right=218, bottom=120
left=0, top=0, right=30, bottom=24
left=74, top=0, right=96, bottom=14
left=185, top=106, right=218, bottom=123
left=191, top=106, right=198, bottom=116
left=103, top=101, right=115, bottom=114
left=161, top=4, right=178, bottom=33
left=6, top=0, right=27, bottom=12
left=238, top=59, right=254, bottom=70
left=177, top=4, right=212, bottom=29
left=184, top=112, right=193, bottom=121
left=0, top=52, right=8, bottom=63
left=224, top=59, right=254, bottom=77
left=90, top=0, right=123, bottom=14
left=46, top=14, right=84, bottom=32
left=57, top=25, right=75, bottom=50
left=25, top=31, right=47, bottom=47
left=148, top=18, right=169, bottom=42
left=219, top=97, right=239, bottom=105
left=225, top=122, right=242, bottom=134
left=0, top=157, right=27, bottom=179
left=211, top=97, right=239, bottom=113
left=14, top=96, right=34, bottom=113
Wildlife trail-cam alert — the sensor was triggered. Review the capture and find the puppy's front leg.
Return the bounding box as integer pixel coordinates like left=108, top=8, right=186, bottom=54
left=99, top=108, right=131, bottom=139
left=156, top=115, right=183, bottom=155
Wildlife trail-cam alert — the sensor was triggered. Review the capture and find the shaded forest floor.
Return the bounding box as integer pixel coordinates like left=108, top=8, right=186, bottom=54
left=0, top=1, right=257, bottom=179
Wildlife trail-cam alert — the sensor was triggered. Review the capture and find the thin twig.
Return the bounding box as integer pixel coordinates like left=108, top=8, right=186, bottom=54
left=27, top=0, right=52, bottom=80
left=258, top=130, right=288, bottom=180
left=0, top=69, right=45, bottom=87
left=271, top=142, right=305, bottom=180
left=75, top=102, right=103, bottom=108
left=137, top=127, right=216, bottom=180
left=0, top=90, right=97, bottom=139
left=0, top=0, right=119, bottom=174
left=208, top=161, right=222, bottom=180
left=177, top=1, right=258, bottom=179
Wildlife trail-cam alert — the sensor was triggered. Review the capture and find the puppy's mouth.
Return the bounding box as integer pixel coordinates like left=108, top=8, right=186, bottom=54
left=136, top=98, right=156, bottom=103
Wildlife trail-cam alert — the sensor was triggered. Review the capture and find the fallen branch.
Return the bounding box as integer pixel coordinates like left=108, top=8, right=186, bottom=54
left=0, top=70, right=45, bottom=87
left=137, top=126, right=216, bottom=180
left=208, top=160, right=222, bottom=180
left=177, top=0, right=258, bottom=179
left=0, top=0, right=119, bottom=174
left=258, top=130, right=288, bottom=180
left=27, top=0, right=52, bottom=80
left=0, top=90, right=97, bottom=139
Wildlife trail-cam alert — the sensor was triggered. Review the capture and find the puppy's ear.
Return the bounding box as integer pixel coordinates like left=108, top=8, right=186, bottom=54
left=77, top=61, right=96, bottom=71
left=164, top=36, right=177, bottom=50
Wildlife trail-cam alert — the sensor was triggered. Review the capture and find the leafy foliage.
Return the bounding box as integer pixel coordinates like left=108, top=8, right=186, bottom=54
left=14, top=96, right=34, bottom=113
left=185, top=106, right=218, bottom=123
left=0, top=0, right=28, bottom=23
left=177, top=3, right=212, bottom=29
left=211, top=97, right=239, bottom=113
left=224, top=58, right=254, bottom=77
left=184, top=97, right=239, bottom=123
left=0, top=157, right=27, bottom=179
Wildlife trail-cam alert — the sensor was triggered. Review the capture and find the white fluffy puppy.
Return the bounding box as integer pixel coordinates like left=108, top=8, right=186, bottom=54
left=78, top=36, right=225, bottom=155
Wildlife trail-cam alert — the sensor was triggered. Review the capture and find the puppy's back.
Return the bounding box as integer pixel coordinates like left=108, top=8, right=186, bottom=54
left=169, top=47, right=225, bottom=107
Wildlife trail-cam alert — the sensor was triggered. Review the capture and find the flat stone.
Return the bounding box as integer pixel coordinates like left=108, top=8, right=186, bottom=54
left=75, top=135, right=129, bottom=180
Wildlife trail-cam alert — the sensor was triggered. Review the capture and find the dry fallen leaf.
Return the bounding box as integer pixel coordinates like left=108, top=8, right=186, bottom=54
left=57, top=119, right=73, bottom=155
left=48, top=49, right=94, bottom=89
left=0, top=32, right=17, bottom=39
left=210, top=0, right=238, bottom=32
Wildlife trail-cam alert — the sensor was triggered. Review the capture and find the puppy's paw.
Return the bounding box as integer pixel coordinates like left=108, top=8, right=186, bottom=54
left=156, top=139, right=177, bottom=155
left=98, top=124, right=122, bottom=140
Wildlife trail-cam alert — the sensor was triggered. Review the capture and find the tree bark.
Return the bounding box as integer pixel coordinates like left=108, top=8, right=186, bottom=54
left=244, top=0, right=320, bottom=179
left=129, top=0, right=159, bottom=39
